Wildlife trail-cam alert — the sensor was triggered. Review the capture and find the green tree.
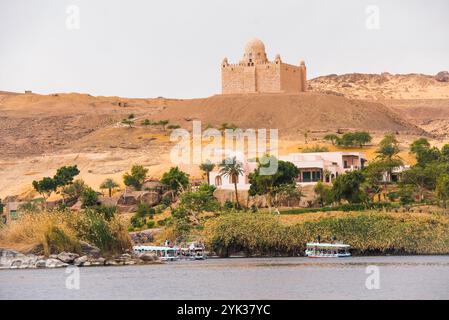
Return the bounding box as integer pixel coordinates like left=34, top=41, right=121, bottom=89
left=410, top=138, right=441, bottom=167
left=199, top=160, right=215, bottom=185
left=157, top=120, right=169, bottom=131
left=53, top=165, right=80, bottom=187
left=324, top=134, right=339, bottom=145
left=401, top=164, right=440, bottom=202
left=123, top=165, right=148, bottom=190
left=81, top=187, right=99, bottom=208
left=178, top=184, right=219, bottom=223
left=161, top=167, right=190, bottom=198
left=141, top=119, right=152, bottom=126
left=436, top=174, right=449, bottom=208
left=219, top=157, right=244, bottom=209
left=100, top=178, right=119, bottom=197
left=248, top=156, right=299, bottom=211
left=331, top=171, right=366, bottom=204
left=32, top=177, right=57, bottom=201
left=353, top=131, right=372, bottom=148
left=62, top=179, right=86, bottom=200
left=376, top=133, right=401, bottom=160
left=336, top=132, right=356, bottom=147
left=375, top=133, right=403, bottom=185
left=275, top=184, right=303, bottom=207
left=440, top=144, right=449, bottom=163
left=314, top=181, right=332, bottom=207
left=121, top=118, right=134, bottom=128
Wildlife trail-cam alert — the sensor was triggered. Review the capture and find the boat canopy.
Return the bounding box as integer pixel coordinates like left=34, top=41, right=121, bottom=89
left=134, top=245, right=179, bottom=251
left=306, top=242, right=350, bottom=248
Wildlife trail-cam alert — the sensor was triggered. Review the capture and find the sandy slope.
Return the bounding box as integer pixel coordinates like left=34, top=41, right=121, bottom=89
left=309, top=73, right=449, bottom=138
left=0, top=81, right=441, bottom=199
left=310, top=73, right=449, bottom=100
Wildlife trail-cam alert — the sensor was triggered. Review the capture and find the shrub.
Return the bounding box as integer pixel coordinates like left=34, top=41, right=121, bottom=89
left=302, top=145, right=329, bottom=153
left=0, top=210, right=80, bottom=255
left=146, top=220, right=155, bottom=228
left=161, top=196, right=172, bottom=207
left=279, top=202, right=400, bottom=215
left=224, top=200, right=234, bottom=210
left=75, top=209, right=131, bottom=254
left=387, top=192, right=398, bottom=202
left=123, top=165, right=148, bottom=191
left=136, top=203, right=155, bottom=218
left=81, top=187, right=99, bottom=208
left=94, top=205, right=117, bottom=221
left=130, top=216, right=145, bottom=229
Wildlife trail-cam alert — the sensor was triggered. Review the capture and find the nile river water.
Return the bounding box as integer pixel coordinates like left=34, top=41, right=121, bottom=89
left=1, top=256, right=449, bottom=299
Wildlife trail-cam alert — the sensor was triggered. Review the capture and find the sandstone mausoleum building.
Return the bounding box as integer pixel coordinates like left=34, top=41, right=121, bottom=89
left=221, top=38, right=307, bottom=94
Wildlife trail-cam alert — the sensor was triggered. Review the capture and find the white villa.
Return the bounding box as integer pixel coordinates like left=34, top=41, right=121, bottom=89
left=209, top=159, right=257, bottom=191
left=209, top=151, right=367, bottom=190
left=279, top=152, right=366, bottom=186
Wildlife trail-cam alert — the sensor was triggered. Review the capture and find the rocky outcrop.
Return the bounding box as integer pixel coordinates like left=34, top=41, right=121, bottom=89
left=56, top=252, right=79, bottom=263
left=80, top=241, right=101, bottom=258
left=137, top=252, right=158, bottom=262
left=0, top=247, right=161, bottom=270
left=129, top=229, right=156, bottom=244
left=0, top=248, right=68, bottom=269
left=435, top=71, right=449, bottom=82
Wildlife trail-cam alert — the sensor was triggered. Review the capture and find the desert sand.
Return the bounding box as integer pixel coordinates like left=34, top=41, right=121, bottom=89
left=1, top=72, right=449, bottom=199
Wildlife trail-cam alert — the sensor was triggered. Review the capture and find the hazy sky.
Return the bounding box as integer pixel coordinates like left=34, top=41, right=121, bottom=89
left=1, top=0, right=448, bottom=98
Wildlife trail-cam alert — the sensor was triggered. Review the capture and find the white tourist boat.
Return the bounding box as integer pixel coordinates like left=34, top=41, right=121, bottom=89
left=133, top=245, right=180, bottom=261
left=184, top=243, right=207, bottom=260
left=305, top=242, right=351, bottom=258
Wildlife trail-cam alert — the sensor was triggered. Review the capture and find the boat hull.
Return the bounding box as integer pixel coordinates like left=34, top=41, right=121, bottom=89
left=306, top=254, right=351, bottom=258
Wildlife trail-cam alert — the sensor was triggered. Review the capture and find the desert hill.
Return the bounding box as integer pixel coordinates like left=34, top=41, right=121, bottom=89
left=310, top=72, right=449, bottom=100
left=309, top=72, right=449, bottom=137
left=151, top=92, right=423, bottom=137
left=0, top=79, right=443, bottom=199
left=0, top=91, right=424, bottom=159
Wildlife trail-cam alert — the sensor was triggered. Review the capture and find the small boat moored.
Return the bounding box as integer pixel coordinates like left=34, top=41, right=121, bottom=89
left=305, top=242, right=351, bottom=258
left=187, top=243, right=207, bottom=260
left=133, top=245, right=180, bottom=261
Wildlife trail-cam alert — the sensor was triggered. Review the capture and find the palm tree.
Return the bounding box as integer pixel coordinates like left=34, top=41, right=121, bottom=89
left=324, top=134, right=339, bottom=146
left=303, top=129, right=310, bottom=144
left=199, top=161, right=215, bottom=185
left=219, top=157, right=244, bottom=208
left=100, top=178, right=119, bottom=197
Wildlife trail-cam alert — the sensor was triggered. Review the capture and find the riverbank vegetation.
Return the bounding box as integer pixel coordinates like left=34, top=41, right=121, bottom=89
left=0, top=208, right=131, bottom=256
left=204, top=211, right=449, bottom=257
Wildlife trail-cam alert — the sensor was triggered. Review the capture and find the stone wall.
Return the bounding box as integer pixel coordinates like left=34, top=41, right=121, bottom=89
left=222, top=62, right=306, bottom=94
left=280, top=63, right=303, bottom=93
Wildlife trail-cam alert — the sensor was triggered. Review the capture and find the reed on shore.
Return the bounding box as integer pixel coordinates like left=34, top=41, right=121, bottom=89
left=0, top=209, right=131, bottom=256
left=204, top=211, right=449, bottom=257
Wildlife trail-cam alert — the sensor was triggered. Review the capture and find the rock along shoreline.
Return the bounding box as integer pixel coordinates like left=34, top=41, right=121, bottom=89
left=0, top=247, right=162, bottom=270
